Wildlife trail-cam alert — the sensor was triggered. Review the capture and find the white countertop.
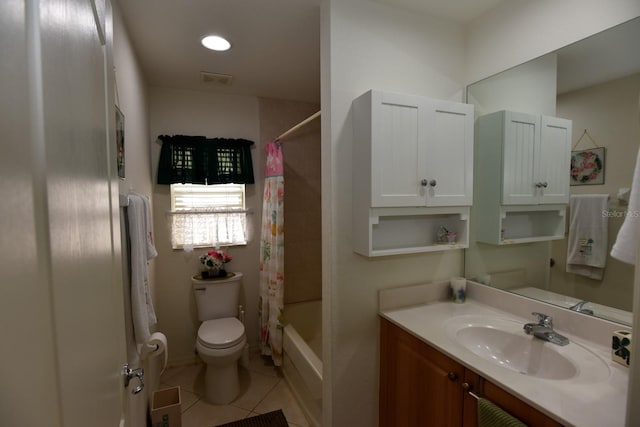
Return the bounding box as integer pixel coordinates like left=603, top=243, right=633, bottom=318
left=379, top=283, right=630, bottom=427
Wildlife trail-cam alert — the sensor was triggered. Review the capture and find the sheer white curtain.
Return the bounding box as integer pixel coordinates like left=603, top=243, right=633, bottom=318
left=170, top=209, right=247, bottom=248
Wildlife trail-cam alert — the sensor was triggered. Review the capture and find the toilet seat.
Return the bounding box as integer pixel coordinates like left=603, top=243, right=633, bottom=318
left=197, top=317, right=245, bottom=350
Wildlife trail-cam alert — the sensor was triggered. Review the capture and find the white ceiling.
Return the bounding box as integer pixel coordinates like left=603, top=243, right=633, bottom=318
left=117, top=0, right=322, bottom=103
left=117, top=0, right=508, bottom=104
left=117, top=1, right=639, bottom=104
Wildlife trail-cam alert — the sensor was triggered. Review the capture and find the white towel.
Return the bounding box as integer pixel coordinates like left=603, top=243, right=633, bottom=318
left=128, top=193, right=158, bottom=344
left=611, top=148, right=640, bottom=265
left=135, top=191, right=158, bottom=260
left=566, top=194, right=609, bottom=280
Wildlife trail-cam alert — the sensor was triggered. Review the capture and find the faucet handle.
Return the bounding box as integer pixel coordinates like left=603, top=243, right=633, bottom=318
left=531, top=312, right=553, bottom=328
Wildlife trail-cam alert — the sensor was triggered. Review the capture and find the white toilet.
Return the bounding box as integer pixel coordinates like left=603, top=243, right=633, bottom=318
left=192, top=272, right=246, bottom=404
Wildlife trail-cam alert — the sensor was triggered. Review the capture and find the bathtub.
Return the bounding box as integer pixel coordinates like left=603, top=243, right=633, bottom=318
left=282, top=299, right=322, bottom=427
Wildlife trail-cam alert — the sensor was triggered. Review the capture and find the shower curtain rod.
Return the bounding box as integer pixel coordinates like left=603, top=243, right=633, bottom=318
left=274, top=110, right=321, bottom=142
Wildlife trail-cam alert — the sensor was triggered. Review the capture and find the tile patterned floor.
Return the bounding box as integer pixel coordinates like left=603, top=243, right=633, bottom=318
left=159, top=351, right=309, bottom=427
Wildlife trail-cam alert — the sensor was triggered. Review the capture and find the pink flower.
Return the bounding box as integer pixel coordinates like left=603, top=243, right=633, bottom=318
left=199, top=249, right=232, bottom=269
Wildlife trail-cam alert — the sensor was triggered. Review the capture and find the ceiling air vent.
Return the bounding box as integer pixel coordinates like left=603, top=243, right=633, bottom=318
left=200, top=71, right=233, bottom=86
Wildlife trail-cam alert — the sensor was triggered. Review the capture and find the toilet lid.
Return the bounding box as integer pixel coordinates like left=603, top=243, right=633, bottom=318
left=198, top=317, right=245, bottom=349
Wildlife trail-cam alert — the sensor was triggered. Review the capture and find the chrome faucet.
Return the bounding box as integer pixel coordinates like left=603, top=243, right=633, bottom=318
left=523, top=312, right=569, bottom=346
left=569, top=300, right=594, bottom=316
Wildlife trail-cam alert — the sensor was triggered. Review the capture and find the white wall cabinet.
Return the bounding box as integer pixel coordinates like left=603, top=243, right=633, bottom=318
left=352, top=90, right=474, bottom=256
left=480, top=111, right=571, bottom=205
left=474, top=110, right=572, bottom=245
left=354, top=90, right=474, bottom=208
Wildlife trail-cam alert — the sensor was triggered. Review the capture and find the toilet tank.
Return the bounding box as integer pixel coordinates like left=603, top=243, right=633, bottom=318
left=192, top=273, right=243, bottom=321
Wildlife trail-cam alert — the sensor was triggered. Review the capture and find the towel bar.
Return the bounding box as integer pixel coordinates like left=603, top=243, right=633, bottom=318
left=467, top=390, right=481, bottom=400
left=462, top=377, right=484, bottom=400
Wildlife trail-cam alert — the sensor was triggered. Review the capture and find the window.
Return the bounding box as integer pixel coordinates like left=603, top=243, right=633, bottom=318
left=169, top=183, right=248, bottom=249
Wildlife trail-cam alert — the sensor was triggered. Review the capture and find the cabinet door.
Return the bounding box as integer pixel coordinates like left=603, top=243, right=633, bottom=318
left=380, top=318, right=463, bottom=427
left=463, top=370, right=563, bottom=427
left=424, top=100, right=474, bottom=206
left=502, top=112, right=540, bottom=205
left=537, top=116, right=571, bottom=204
left=371, top=92, right=428, bottom=207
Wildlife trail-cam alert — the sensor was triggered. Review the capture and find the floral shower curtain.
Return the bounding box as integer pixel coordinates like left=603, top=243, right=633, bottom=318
left=259, top=141, right=285, bottom=365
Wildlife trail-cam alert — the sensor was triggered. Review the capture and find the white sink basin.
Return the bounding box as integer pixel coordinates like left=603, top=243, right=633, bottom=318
left=445, top=315, right=610, bottom=382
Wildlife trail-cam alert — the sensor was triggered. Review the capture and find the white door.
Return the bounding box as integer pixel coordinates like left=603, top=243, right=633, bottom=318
left=1, top=1, right=128, bottom=426
left=371, top=91, right=428, bottom=207
left=424, top=99, right=474, bottom=206
left=538, top=116, right=572, bottom=204
left=502, top=111, right=540, bottom=205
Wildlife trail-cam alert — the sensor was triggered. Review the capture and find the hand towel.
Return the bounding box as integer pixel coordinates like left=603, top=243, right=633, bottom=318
left=566, top=194, right=609, bottom=280
left=611, top=148, right=640, bottom=264
left=132, top=191, right=158, bottom=260
left=128, top=193, right=158, bottom=344
left=477, top=397, right=527, bottom=427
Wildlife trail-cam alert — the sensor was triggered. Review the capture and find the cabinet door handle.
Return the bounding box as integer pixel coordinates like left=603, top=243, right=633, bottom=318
left=421, top=179, right=428, bottom=187
left=541, top=182, right=548, bottom=188
left=447, top=372, right=458, bottom=381
left=462, top=382, right=471, bottom=391
left=429, top=179, right=437, bottom=187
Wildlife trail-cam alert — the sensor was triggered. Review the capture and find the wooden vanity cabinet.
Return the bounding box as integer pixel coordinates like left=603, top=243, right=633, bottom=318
left=379, top=317, right=563, bottom=427
left=379, top=316, right=463, bottom=426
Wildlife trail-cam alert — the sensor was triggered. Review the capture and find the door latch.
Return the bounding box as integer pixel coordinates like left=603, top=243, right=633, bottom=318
left=122, top=364, right=144, bottom=395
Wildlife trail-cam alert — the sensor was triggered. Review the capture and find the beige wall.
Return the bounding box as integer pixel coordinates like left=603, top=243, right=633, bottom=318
left=467, top=53, right=558, bottom=117
left=113, top=2, right=156, bottom=424
left=466, top=0, right=640, bottom=84
left=149, top=88, right=262, bottom=365
left=549, top=73, right=640, bottom=310
left=258, top=98, right=322, bottom=304
left=323, top=1, right=466, bottom=425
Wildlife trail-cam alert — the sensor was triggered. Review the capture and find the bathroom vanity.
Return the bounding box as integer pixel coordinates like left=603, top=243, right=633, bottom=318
left=380, top=317, right=561, bottom=426
left=378, top=281, right=629, bottom=426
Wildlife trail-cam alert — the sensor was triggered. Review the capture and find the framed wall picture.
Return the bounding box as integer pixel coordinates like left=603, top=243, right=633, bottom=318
left=570, top=147, right=605, bottom=186
left=116, top=106, right=125, bottom=179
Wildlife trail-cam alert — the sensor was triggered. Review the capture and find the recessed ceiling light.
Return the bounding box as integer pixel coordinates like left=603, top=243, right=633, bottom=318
left=201, top=35, right=231, bottom=52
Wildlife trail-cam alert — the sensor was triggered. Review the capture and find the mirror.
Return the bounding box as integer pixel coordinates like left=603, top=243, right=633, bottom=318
left=465, top=17, right=640, bottom=326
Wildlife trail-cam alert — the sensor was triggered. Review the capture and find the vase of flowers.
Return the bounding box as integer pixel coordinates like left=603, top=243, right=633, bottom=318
left=199, top=249, right=232, bottom=278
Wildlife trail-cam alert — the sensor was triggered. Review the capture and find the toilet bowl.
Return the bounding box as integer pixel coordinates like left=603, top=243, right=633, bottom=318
left=192, top=273, right=246, bottom=405
left=196, top=317, right=246, bottom=404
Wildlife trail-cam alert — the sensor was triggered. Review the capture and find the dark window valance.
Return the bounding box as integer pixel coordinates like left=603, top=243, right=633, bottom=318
left=157, top=135, right=255, bottom=185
